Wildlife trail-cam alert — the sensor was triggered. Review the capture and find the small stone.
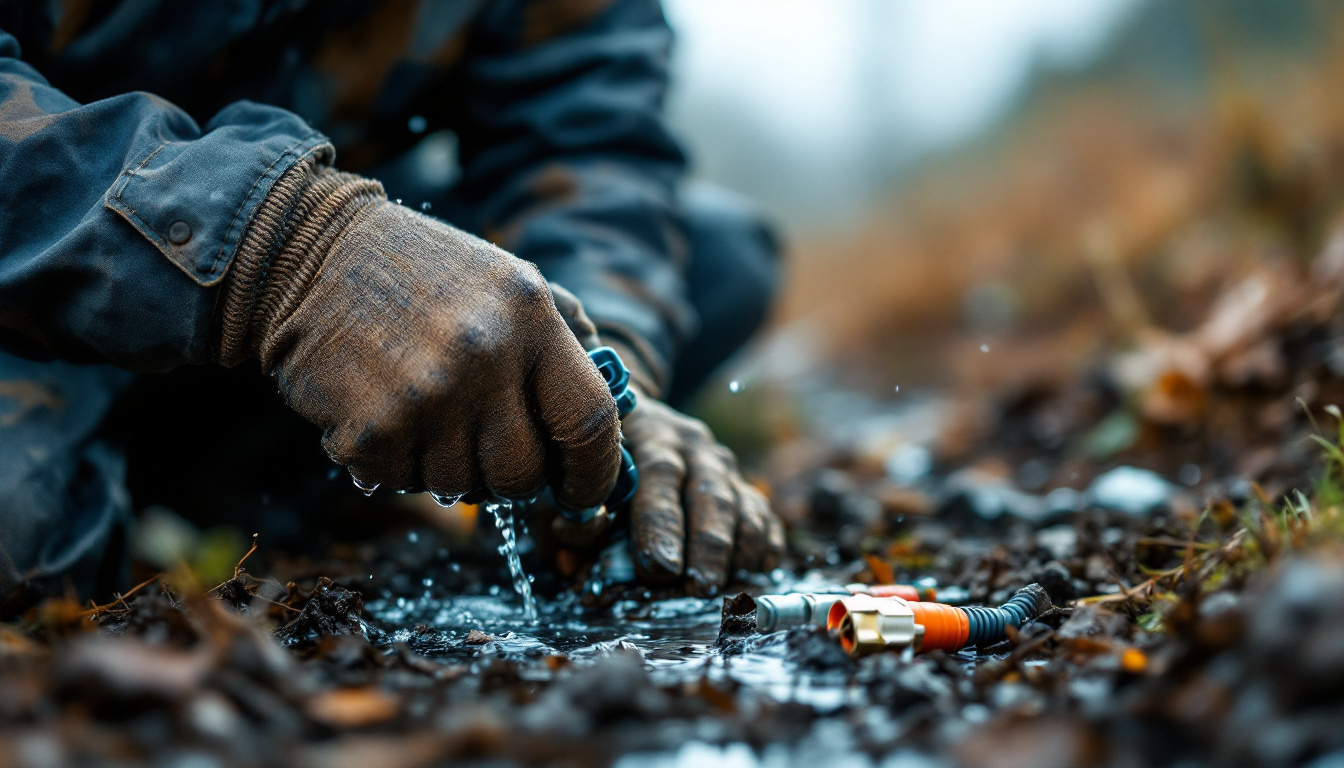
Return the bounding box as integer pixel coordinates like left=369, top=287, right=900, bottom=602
left=1035, top=525, right=1078, bottom=560
left=1087, top=466, right=1174, bottom=514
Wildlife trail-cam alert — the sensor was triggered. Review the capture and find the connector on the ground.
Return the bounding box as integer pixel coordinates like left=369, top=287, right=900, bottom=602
left=755, top=593, right=845, bottom=632
left=846, top=583, right=972, bottom=605
left=755, top=583, right=973, bottom=632
left=825, top=583, right=1051, bottom=657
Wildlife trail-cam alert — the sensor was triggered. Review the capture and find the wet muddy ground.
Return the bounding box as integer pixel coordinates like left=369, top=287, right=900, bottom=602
left=6, top=376, right=1344, bottom=768
left=8, top=280, right=1344, bottom=768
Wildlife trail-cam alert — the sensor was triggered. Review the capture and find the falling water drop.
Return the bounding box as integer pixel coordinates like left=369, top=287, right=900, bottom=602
left=420, top=201, right=432, bottom=212
left=350, top=472, right=379, bottom=496
left=980, top=343, right=990, bottom=353
left=394, top=198, right=403, bottom=205
left=894, top=385, right=901, bottom=393
left=728, top=380, right=742, bottom=393
left=430, top=491, right=464, bottom=507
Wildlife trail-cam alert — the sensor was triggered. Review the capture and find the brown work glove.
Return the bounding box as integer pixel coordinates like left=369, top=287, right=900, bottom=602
left=549, top=285, right=785, bottom=595
left=215, top=153, right=621, bottom=510
left=621, top=391, right=784, bottom=594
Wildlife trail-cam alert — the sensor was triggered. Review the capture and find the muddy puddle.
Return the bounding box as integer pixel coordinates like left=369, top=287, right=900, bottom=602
left=362, top=545, right=881, bottom=714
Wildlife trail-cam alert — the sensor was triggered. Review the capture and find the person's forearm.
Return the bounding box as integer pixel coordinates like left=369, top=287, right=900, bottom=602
left=445, top=0, right=692, bottom=397
left=0, top=29, right=326, bottom=370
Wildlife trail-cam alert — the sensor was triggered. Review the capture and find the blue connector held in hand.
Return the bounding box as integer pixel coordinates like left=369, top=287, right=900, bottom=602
left=558, top=347, right=640, bottom=523
left=588, top=346, right=637, bottom=418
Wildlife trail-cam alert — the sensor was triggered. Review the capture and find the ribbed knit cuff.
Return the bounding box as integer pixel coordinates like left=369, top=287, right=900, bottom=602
left=216, top=155, right=385, bottom=366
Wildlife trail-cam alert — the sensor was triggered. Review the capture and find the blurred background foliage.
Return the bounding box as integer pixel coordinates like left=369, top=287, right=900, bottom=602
left=667, top=0, right=1344, bottom=468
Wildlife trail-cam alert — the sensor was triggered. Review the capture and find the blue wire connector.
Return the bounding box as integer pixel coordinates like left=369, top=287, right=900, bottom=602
left=558, top=347, right=640, bottom=523
left=588, top=346, right=638, bottom=417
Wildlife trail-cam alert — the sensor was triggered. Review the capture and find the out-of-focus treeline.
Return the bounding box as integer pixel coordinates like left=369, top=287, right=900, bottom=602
left=770, top=0, right=1344, bottom=392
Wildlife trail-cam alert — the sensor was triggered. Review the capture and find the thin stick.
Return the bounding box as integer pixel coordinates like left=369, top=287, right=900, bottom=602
left=82, top=574, right=160, bottom=616
left=208, top=533, right=261, bottom=594
left=252, top=595, right=302, bottom=613
left=234, top=533, right=260, bottom=578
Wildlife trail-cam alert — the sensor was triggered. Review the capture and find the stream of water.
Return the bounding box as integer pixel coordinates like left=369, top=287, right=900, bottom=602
left=483, top=499, right=539, bottom=624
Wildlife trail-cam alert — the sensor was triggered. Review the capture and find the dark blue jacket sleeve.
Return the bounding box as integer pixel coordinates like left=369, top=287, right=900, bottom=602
left=0, top=29, right=327, bottom=370
left=446, top=0, right=692, bottom=391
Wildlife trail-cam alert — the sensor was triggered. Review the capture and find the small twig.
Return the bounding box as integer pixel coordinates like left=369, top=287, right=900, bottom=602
left=1297, top=396, right=1326, bottom=437
left=82, top=574, right=160, bottom=616
left=251, top=595, right=302, bottom=613
left=234, top=533, right=260, bottom=578
left=1136, top=537, right=1217, bottom=551
left=208, top=533, right=261, bottom=594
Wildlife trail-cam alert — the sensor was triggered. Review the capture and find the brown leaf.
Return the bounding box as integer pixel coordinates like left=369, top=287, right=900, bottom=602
left=307, top=687, right=399, bottom=728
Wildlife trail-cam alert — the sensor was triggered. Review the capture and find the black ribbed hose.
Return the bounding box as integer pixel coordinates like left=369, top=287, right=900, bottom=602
left=961, top=583, right=1051, bottom=647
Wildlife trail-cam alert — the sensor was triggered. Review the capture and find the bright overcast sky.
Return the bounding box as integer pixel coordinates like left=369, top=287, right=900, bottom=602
left=661, top=0, right=1141, bottom=220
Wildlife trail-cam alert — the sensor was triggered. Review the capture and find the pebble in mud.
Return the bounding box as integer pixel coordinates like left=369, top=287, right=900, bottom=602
left=1087, top=466, right=1174, bottom=515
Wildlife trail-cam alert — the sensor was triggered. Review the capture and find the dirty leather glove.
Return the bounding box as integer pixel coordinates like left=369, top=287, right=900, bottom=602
left=548, top=284, right=785, bottom=594
left=215, top=155, right=622, bottom=510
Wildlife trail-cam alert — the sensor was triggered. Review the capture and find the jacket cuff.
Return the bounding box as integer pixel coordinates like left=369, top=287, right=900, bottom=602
left=215, top=156, right=384, bottom=366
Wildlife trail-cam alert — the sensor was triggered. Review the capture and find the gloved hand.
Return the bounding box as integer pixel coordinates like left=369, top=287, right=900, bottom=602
left=215, top=155, right=621, bottom=510
left=548, top=285, right=785, bottom=595
left=622, top=392, right=784, bottom=594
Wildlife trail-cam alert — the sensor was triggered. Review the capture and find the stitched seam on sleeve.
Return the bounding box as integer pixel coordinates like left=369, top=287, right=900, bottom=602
left=112, top=142, right=170, bottom=201
left=210, top=131, right=329, bottom=279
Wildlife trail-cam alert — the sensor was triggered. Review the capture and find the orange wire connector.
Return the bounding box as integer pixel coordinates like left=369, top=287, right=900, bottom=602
left=825, top=583, right=1050, bottom=657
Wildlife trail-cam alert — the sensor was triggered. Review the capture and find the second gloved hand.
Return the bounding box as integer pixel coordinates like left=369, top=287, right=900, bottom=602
left=548, top=283, right=785, bottom=594
left=621, top=390, right=785, bottom=595
left=215, top=154, right=621, bottom=510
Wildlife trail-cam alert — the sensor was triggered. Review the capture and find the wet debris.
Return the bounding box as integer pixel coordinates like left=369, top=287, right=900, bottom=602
left=715, top=592, right=758, bottom=653
left=274, top=578, right=366, bottom=649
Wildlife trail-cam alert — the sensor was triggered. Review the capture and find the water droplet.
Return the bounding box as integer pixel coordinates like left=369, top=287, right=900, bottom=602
left=488, top=584, right=501, bottom=596
left=407, top=531, right=419, bottom=543
left=894, top=385, right=901, bottom=393
left=430, top=491, right=464, bottom=507
left=422, top=578, right=434, bottom=588
left=350, top=472, right=379, bottom=496
left=728, top=380, right=742, bottom=393
left=980, top=343, right=990, bottom=353
left=327, top=467, right=340, bottom=480
left=407, top=115, right=427, bottom=134
left=394, top=198, right=403, bottom=205
left=1179, top=463, right=1202, bottom=486
left=420, top=201, right=432, bottom=212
